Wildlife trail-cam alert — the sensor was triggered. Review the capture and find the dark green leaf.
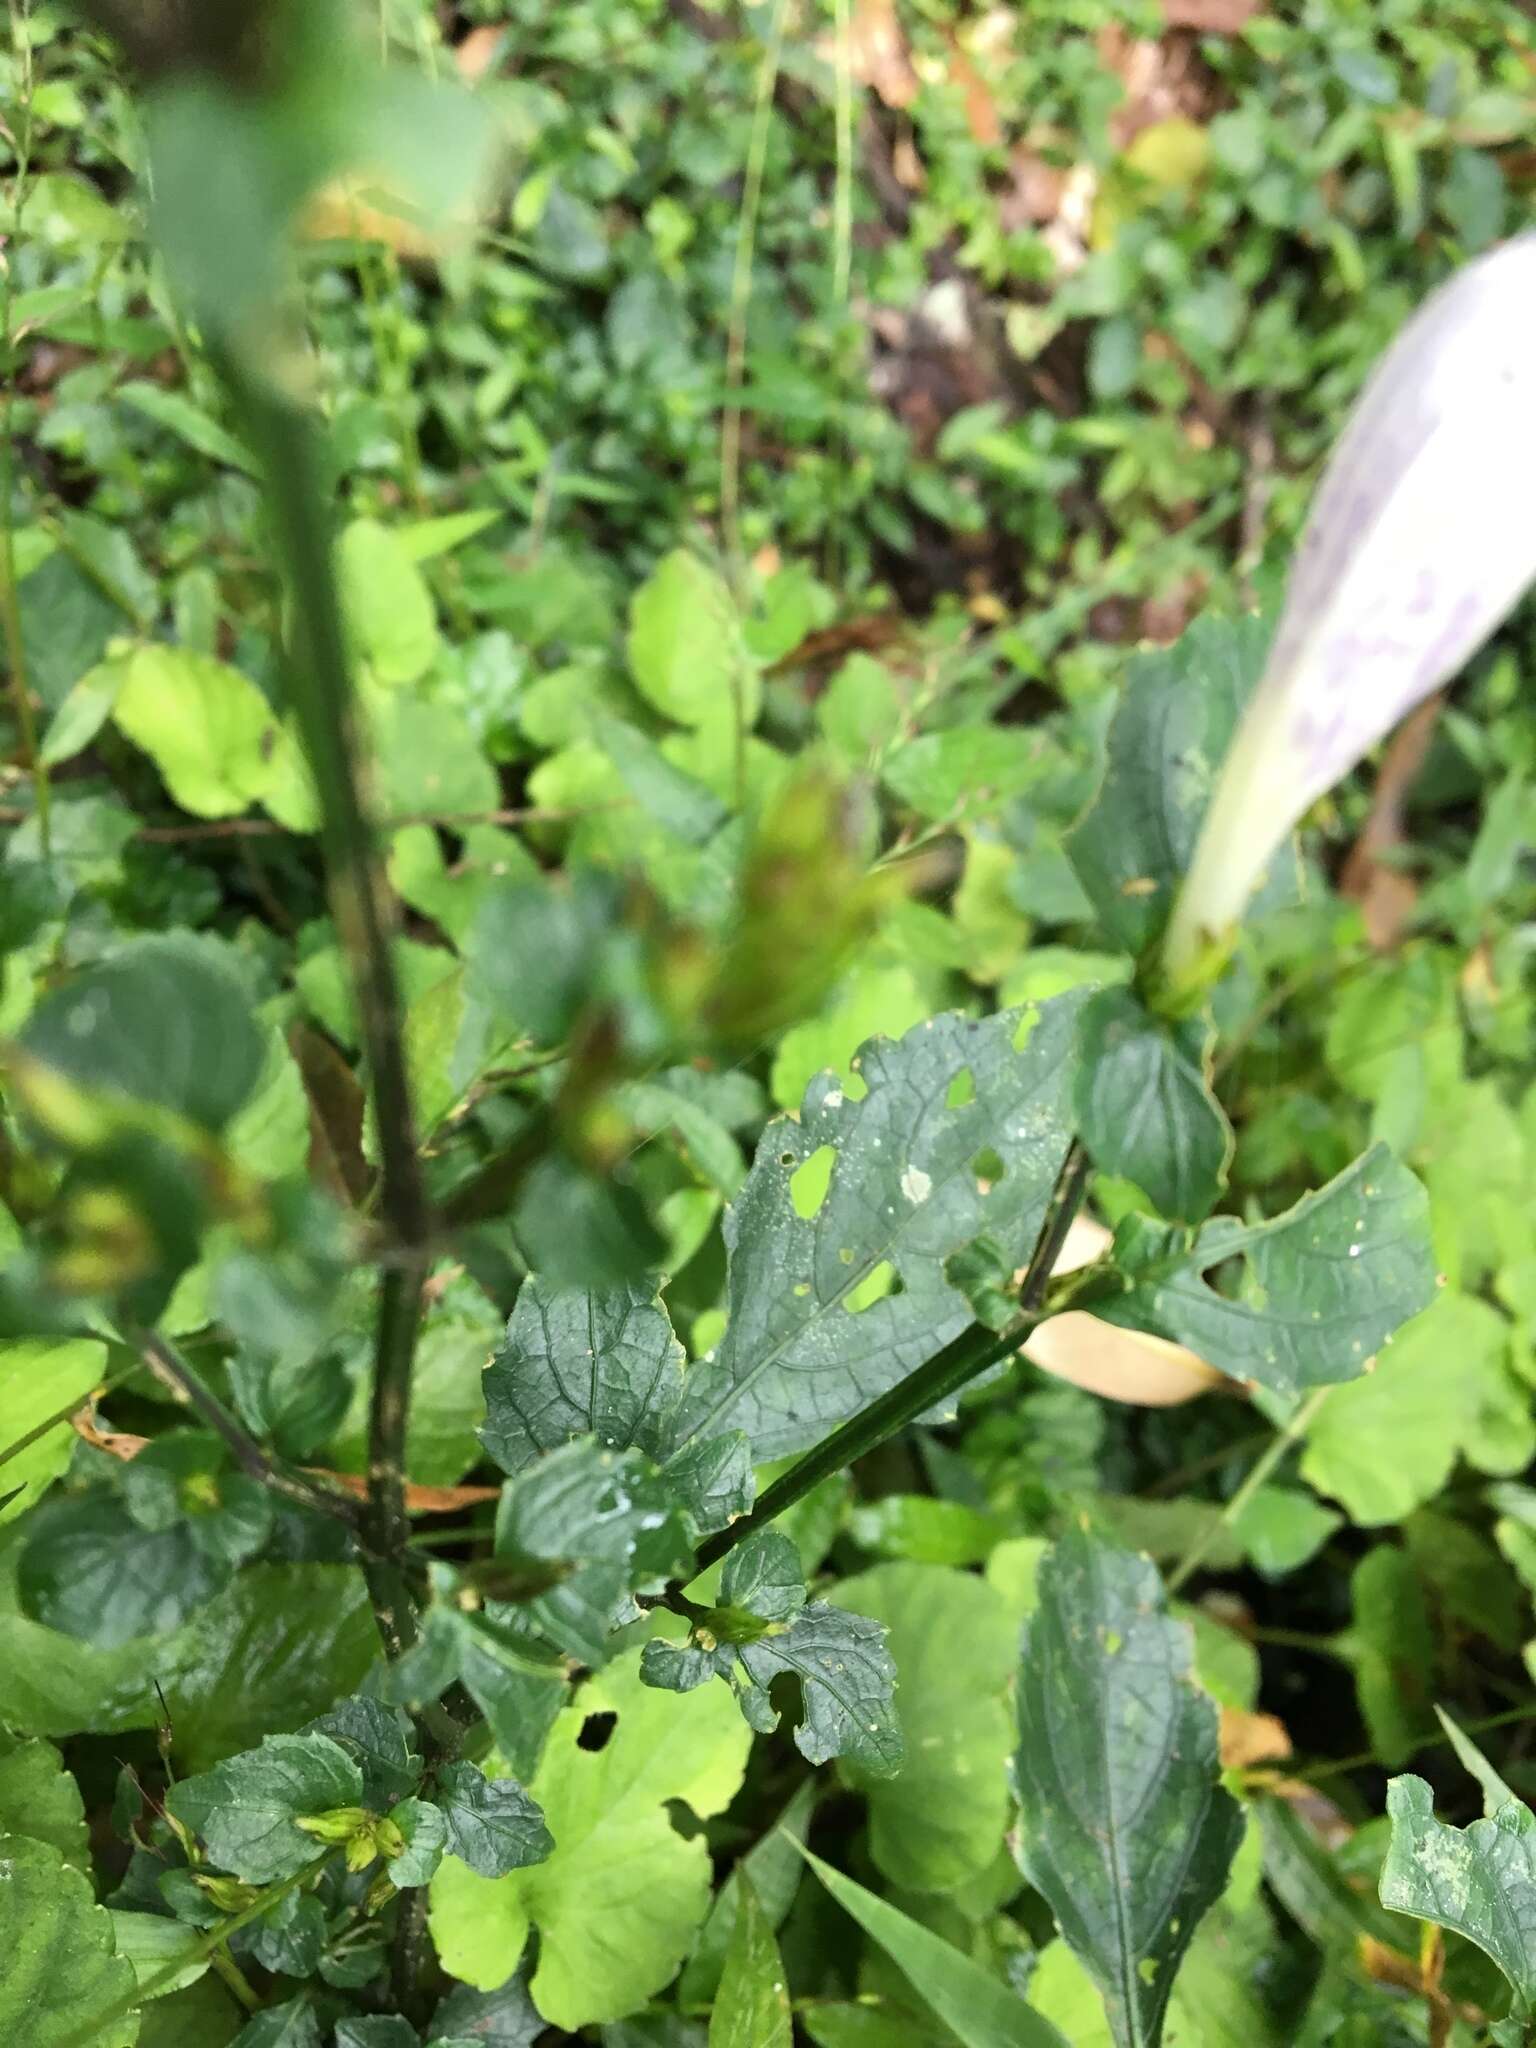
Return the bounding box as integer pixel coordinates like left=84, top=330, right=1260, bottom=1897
left=429, top=1975, right=544, bottom=2047
left=681, top=1780, right=815, bottom=2006
left=228, top=1998, right=322, bottom=2048
left=244, top=1888, right=326, bottom=1976
left=335, top=2019, right=420, bottom=2048
left=18, top=1493, right=230, bottom=1647
left=1100, top=1144, right=1436, bottom=1394
left=481, top=1280, right=685, bottom=1476
left=387, top=1798, right=449, bottom=1888
left=0, top=1834, right=138, bottom=2047
left=1064, top=613, right=1288, bottom=956
left=1013, top=1524, right=1242, bottom=2048
left=433, top=1762, right=553, bottom=1880
left=709, top=1879, right=790, bottom=2048
left=299, top=1697, right=421, bottom=1812
left=673, top=996, right=1084, bottom=1461
left=0, top=1732, right=89, bottom=1871
left=1074, top=990, right=1230, bottom=1223
left=167, top=1731, right=363, bottom=1882
left=1381, top=1775, right=1536, bottom=2014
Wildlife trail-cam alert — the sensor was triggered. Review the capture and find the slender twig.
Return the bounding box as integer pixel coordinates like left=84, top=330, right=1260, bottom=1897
left=690, top=1141, right=1092, bottom=1574
left=1296, top=1702, right=1536, bottom=1788
left=224, top=362, right=431, bottom=1654
left=130, top=1326, right=362, bottom=1527
left=1166, top=1385, right=1331, bottom=1595
left=0, top=0, right=49, bottom=856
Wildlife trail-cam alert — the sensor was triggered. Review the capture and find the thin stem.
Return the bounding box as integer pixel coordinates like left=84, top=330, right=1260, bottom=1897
left=224, top=359, right=431, bottom=1621
left=0, top=0, right=49, bottom=856
left=131, top=1327, right=361, bottom=1527
left=1298, top=1702, right=1536, bottom=1788
left=0, top=1361, right=138, bottom=1473
left=1166, top=1385, right=1331, bottom=1595
left=692, top=1141, right=1091, bottom=1574
left=57, top=1853, right=335, bottom=2048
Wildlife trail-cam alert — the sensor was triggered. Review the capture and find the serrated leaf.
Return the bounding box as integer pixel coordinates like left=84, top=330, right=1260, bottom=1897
left=167, top=1732, right=363, bottom=1883
left=0, top=1834, right=138, bottom=2047
left=387, top=1797, right=448, bottom=1887
left=710, top=1879, right=790, bottom=2048
left=1100, top=1144, right=1436, bottom=1395
left=480, top=1281, right=685, bottom=1476
left=0, top=1732, right=89, bottom=1870
left=227, top=1998, right=322, bottom=2048
left=433, top=1762, right=552, bottom=1879
left=298, top=1697, right=421, bottom=1813
left=1381, top=1775, right=1536, bottom=2013
left=643, top=1532, right=902, bottom=1774
left=1074, top=989, right=1230, bottom=1223
left=428, top=1638, right=752, bottom=2029
left=828, top=1563, right=1017, bottom=1893
left=672, top=997, right=1083, bottom=1461
left=1064, top=613, right=1291, bottom=956
left=1013, top=1523, right=1243, bottom=2048
left=794, top=1845, right=1068, bottom=2048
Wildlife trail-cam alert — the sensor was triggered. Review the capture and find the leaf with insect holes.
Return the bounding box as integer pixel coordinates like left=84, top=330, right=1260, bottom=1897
left=641, top=1531, right=902, bottom=1774
left=1381, top=1775, right=1536, bottom=2014
left=166, top=1731, right=364, bottom=1883
left=671, top=995, right=1085, bottom=1462
left=1013, top=1523, right=1242, bottom=2048
left=1095, top=1144, right=1436, bottom=1394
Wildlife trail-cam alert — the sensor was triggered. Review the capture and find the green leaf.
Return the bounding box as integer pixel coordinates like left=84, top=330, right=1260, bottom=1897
left=429, top=1977, right=543, bottom=2047
left=0, top=1834, right=138, bottom=2047
left=1344, top=1546, right=1435, bottom=1769
left=881, top=727, right=1050, bottom=824
left=428, top=1638, right=752, bottom=2029
left=0, top=1337, right=108, bottom=1525
left=681, top=1780, right=815, bottom=2007
left=1064, top=612, right=1290, bottom=956
left=1013, top=1523, right=1242, bottom=2048
left=0, top=1732, right=89, bottom=1870
left=116, top=381, right=258, bottom=475
left=167, top=1731, right=363, bottom=1882
left=769, top=964, right=930, bottom=1115
left=794, top=1845, right=1068, bottom=2048
left=298, top=1698, right=420, bottom=1813
left=481, top=1280, right=686, bottom=1476
left=225, top=1999, right=321, bottom=2048
left=387, top=1797, right=448, bottom=1887
left=19, top=1493, right=230, bottom=1647
left=627, top=549, right=758, bottom=732
left=38, top=659, right=125, bottom=766
left=1299, top=1291, right=1509, bottom=1523
left=1073, top=990, right=1230, bottom=1223
left=1436, top=1706, right=1519, bottom=1818
left=1381, top=1775, right=1536, bottom=2014
left=643, top=1531, right=902, bottom=1774
left=338, top=519, right=441, bottom=685
left=433, top=1762, right=552, bottom=1879
left=1101, top=1144, right=1436, bottom=1396
left=673, top=996, right=1083, bottom=1461
left=111, top=644, right=306, bottom=821
left=709, top=1880, right=790, bottom=2048
left=827, top=1563, right=1018, bottom=1893
left=109, top=1910, right=210, bottom=1998
left=19, top=934, right=267, bottom=1134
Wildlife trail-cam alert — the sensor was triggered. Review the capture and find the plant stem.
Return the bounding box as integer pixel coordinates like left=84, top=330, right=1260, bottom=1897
left=130, top=1326, right=361, bottom=1527
left=0, top=0, right=50, bottom=857
left=224, top=360, right=432, bottom=1611
left=1298, top=1702, right=1536, bottom=1788
left=0, top=1361, right=138, bottom=1474
left=693, top=1141, right=1091, bottom=1574
left=1166, top=1385, right=1331, bottom=1595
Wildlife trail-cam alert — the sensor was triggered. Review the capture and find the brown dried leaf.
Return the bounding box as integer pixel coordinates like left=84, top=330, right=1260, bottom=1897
left=1160, top=0, right=1262, bottom=30
left=455, top=25, right=504, bottom=82
left=845, top=0, right=919, bottom=109
left=1219, top=1706, right=1292, bottom=1770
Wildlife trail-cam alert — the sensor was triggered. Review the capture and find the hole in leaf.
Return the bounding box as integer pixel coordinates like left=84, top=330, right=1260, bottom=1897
left=972, top=1147, right=1006, bottom=1190
left=577, top=1711, right=617, bottom=1753
left=946, top=1067, right=976, bottom=1109
left=845, top=1260, right=902, bottom=1314
left=790, top=1144, right=836, bottom=1219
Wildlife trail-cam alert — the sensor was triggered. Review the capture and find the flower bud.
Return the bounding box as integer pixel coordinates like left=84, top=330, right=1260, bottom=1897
left=1164, top=233, right=1536, bottom=985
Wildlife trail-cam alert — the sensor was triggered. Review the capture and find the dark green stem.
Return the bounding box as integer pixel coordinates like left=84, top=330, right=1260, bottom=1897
left=693, top=1140, right=1091, bottom=1574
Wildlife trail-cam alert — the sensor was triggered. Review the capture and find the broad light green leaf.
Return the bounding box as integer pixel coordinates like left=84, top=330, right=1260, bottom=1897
left=643, top=1530, right=902, bottom=1773
left=480, top=1280, right=686, bottom=1476
left=339, top=518, right=440, bottom=685
left=795, top=1845, right=1068, bottom=2048
left=1300, top=1291, right=1509, bottom=1523
left=0, top=1835, right=138, bottom=2047
left=1101, top=1144, right=1436, bottom=1396
left=0, top=1337, right=107, bottom=1525
left=1381, top=1775, right=1536, bottom=2014
left=1065, top=612, right=1289, bottom=956
left=167, top=1731, right=363, bottom=1882
left=19, top=934, right=267, bottom=1133
left=433, top=1762, right=552, bottom=1879
left=710, top=1880, right=791, bottom=2048
left=673, top=996, right=1083, bottom=1461
left=108, top=1911, right=209, bottom=1998
left=1013, top=1524, right=1242, bottom=2048
left=112, top=644, right=303, bottom=820
left=428, top=1638, right=752, bottom=2029
left=0, top=1732, right=89, bottom=1870
left=627, top=549, right=758, bottom=731
left=770, top=964, right=930, bottom=1115
left=828, top=1562, right=1018, bottom=1893
left=1074, top=989, right=1230, bottom=1223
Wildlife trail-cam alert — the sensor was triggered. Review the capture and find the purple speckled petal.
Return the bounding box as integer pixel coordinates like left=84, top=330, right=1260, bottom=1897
left=1166, top=233, right=1536, bottom=978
